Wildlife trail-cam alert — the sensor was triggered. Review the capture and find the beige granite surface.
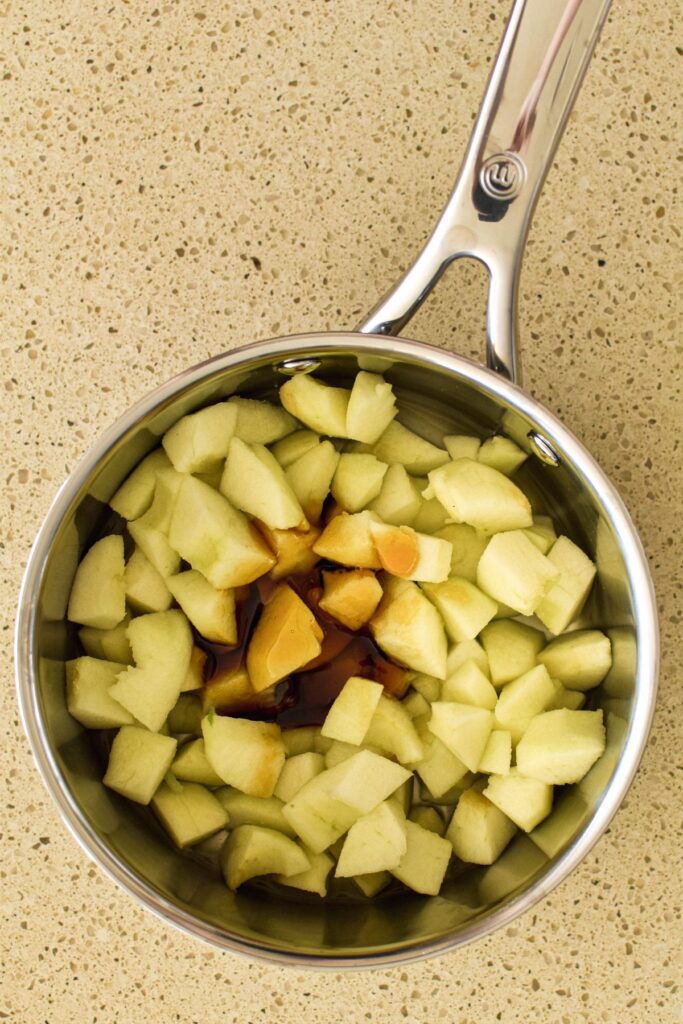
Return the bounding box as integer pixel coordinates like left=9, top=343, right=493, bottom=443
left=1, top=0, right=681, bottom=1021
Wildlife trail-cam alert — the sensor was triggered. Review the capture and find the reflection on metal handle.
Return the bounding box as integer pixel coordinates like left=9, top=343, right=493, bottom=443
left=358, top=0, right=613, bottom=383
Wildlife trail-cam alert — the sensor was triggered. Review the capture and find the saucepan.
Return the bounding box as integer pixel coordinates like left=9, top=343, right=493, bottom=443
left=15, top=0, right=658, bottom=967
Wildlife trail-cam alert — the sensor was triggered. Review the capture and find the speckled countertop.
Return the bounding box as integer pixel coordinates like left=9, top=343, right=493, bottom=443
left=1, top=0, right=681, bottom=1021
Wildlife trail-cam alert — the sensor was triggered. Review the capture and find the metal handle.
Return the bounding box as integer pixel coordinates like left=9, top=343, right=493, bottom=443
left=358, top=0, right=613, bottom=383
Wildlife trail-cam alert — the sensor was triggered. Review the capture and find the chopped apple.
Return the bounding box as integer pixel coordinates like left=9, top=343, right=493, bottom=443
left=363, top=696, right=424, bottom=764
left=493, top=664, right=556, bottom=744
left=220, top=437, right=305, bottom=530
left=276, top=847, right=334, bottom=897
left=124, top=547, right=173, bottom=613
left=345, top=371, right=398, bottom=443
left=110, top=449, right=172, bottom=521
left=133, top=467, right=185, bottom=534
left=480, top=619, right=546, bottom=687
left=441, top=659, right=497, bottom=710
left=228, top=395, right=298, bottom=444
left=427, top=458, right=533, bottom=532
left=179, top=644, right=206, bottom=693
left=167, top=569, right=237, bottom=645
left=446, top=639, right=490, bottom=679
left=537, top=630, right=612, bottom=690
left=220, top=824, right=310, bottom=889
left=162, top=401, right=238, bottom=474
left=281, top=726, right=324, bottom=756
left=202, top=664, right=253, bottom=712
left=535, top=535, right=597, bottom=635
left=478, top=729, right=512, bottom=775
left=422, top=576, right=497, bottom=642
left=410, top=673, right=442, bottom=703
left=67, top=535, right=126, bottom=630
left=353, top=871, right=391, bottom=897
left=367, top=463, right=422, bottom=526
left=477, top=435, right=528, bottom=476
left=79, top=614, right=133, bottom=665
left=109, top=610, right=193, bottom=732
left=483, top=769, right=553, bottom=832
left=402, top=690, right=430, bottom=719
left=215, top=788, right=295, bottom=836
left=327, top=749, right=412, bottom=812
left=428, top=702, right=494, bottom=772
left=444, top=435, right=480, bottom=461
left=152, top=780, right=229, bottom=847
left=127, top=519, right=181, bottom=580
left=313, top=510, right=383, bottom=569
left=476, top=530, right=560, bottom=614
left=331, top=453, right=389, bottom=512
left=370, top=580, right=448, bottom=678
left=256, top=522, right=321, bottom=580
left=602, top=627, right=636, bottom=698
left=410, top=718, right=468, bottom=798
left=103, top=725, right=177, bottom=805
left=370, top=522, right=451, bottom=582
left=516, top=709, right=606, bottom=784
left=433, top=523, right=489, bottom=582
left=336, top=800, right=407, bottom=876
left=167, top=693, right=203, bottom=735
left=411, top=492, right=450, bottom=534
left=169, top=475, right=275, bottom=588
left=524, top=514, right=557, bottom=554
left=370, top=421, right=450, bottom=475
left=546, top=684, right=586, bottom=711
left=202, top=715, right=286, bottom=798
left=172, top=738, right=225, bottom=787
left=285, top=441, right=340, bottom=523
left=271, top=429, right=320, bottom=468
left=274, top=752, right=325, bottom=803
left=281, top=767, right=361, bottom=853
left=65, top=657, right=132, bottom=729
left=408, top=806, right=444, bottom=835
left=318, top=569, right=383, bottom=630
left=577, top=712, right=628, bottom=801
left=279, top=374, right=351, bottom=436
left=390, top=819, right=452, bottom=895
left=246, top=583, right=323, bottom=692
left=446, top=788, right=517, bottom=864
left=321, top=676, right=384, bottom=745
left=323, top=740, right=363, bottom=769
left=528, top=790, right=589, bottom=858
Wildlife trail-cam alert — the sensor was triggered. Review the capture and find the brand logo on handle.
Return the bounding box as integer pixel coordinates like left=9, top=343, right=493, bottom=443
left=479, top=152, right=526, bottom=201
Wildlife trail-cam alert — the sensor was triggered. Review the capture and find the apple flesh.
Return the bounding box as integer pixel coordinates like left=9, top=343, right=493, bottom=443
left=67, top=535, right=126, bottom=630
left=246, top=583, right=323, bottom=692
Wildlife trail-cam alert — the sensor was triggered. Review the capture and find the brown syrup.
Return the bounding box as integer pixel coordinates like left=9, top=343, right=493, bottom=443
left=194, top=566, right=409, bottom=729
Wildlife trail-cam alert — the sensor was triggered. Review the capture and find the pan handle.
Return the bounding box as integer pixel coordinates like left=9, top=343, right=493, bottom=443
left=357, top=0, right=613, bottom=383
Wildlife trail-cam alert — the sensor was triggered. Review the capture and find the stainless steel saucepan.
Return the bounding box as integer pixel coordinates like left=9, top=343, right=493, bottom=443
left=16, top=0, right=658, bottom=967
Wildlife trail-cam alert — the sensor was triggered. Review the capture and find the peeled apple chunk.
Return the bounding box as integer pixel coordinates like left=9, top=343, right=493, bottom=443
left=441, top=659, right=498, bottom=710
left=285, top=441, right=340, bottom=523
left=434, top=523, right=489, bottom=582
left=369, top=421, right=450, bottom=475
left=215, top=789, right=295, bottom=837
left=152, top=781, right=229, bottom=847
left=110, top=449, right=172, bottom=521
left=65, top=657, right=133, bottom=729
left=321, top=676, right=384, bottom=746
left=476, top=530, right=560, bottom=615
left=422, top=576, right=497, bottom=642
left=444, top=435, right=480, bottom=461
left=279, top=374, right=351, bottom=437
left=162, top=401, right=238, bottom=474
left=167, top=569, right=237, bottom=645
left=220, top=825, right=310, bottom=890
left=257, top=523, right=321, bottom=581
left=516, top=709, right=606, bottom=784
left=246, top=583, right=323, bottom=692
left=127, top=518, right=181, bottom=580
left=478, top=729, right=512, bottom=776
left=483, top=769, right=553, bottom=832
left=171, top=739, right=225, bottom=787
left=537, top=630, right=612, bottom=690
left=281, top=767, right=362, bottom=853
left=313, top=510, right=382, bottom=569
left=480, top=619, right=545, bottom=687
left=327, top=748, right=412, bottom=813
left=109, top=610, right=193, bottom=732
left=345, top=371, right=398, bottom=443
left=336, top=800, right=407, bottom=876
left=103, top=725, right=177, bottom=805
left=276, top=847, right=335, bottom=897
left=228, top=396, right=297, bottom=444
left=446, top=788, right=517, bottom=865
left=493, top=664, right=556, bottom=744
left=203, top=716, right=285, bottom=798
left=67, top=535, right=126, bottom=630
left=368, top=463, right=422, bottom=526
left=318, top=569, right=383, bottom=630
left=370, top=523, right=451, bottom=583
left=272, top=429, right=320, bottom=468
left=428, top=702, right=494, bottom=773
left=535, top=535, right=597, bottom=634
left=409, top=805, right=444, bottom=835
left=477, top=435, right=528, bottom=476
left=273, top=752, right=325, bottom=803
left=124, top=547, right=173, bottom=613
left=410, top=718, right=469, bottom=798
left=363, top=695, right=425, bottom=764
left=427, top=458, right=533, bottom=532
left=79, top=615, right=133, bottom=665
left=390, top=819, right=452, bottom=895
left=446, top=639, right=490, bottom=679
left=369, top=580, right=448, bottom=678
left=169, top=475, right=275, bottom=588
left=332, top=453, right=388, bottom=512
left=220, top=437, right=305, bottom=529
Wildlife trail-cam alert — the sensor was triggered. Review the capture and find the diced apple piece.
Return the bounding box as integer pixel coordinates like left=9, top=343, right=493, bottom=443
left=179, top=647, right=205, bottom=695
left=411, top=488, right=450, bottom=535
left=528, top=790, right=589, bottom=858
left=363, top=694, right=424, bottom=764
left=434, top=524, right=489, bottom=582
left=546, top=684, right=586, bottom=711
left=276, top=847, right=334, bottom=897
left=428, top=702, right=494, bottom=772
left=427, top=459, right=533, bottom=532
left=169, top=475, right=275, bottom=588
left=318, top=569, right=383, bottom=631
left=274, top=752, right=325, bottom=803
left=345, top=371, right=398, bottom=443
left=327, top=749, right=412, bottom=813
left=281, top=725, right=325, bottom=756
left=368, top=464, right=422, bottom=526
left=371, top=523, right=451, bottom=583
left=444, top=435, right=481, bottom=461
left=525, top=514, right=557, bottom=552
left=480, top=619, right=546, bottom=688
left=477, top=435, right=528, bottom=476
left=216, top=788, right=295, bottom=837
left=152, top=781, right=229, bottom=847
left=124, top=547, right=172, bottom=613
left=65, top=657, right=133, bottom=729
left=370, top=580, right=447, bottom=678
left=603, top=627, right=636, bottom=697
left=256, top=523, right=321, bottom=581
left=167, top=693, right=203, bottom=735
left=353, top=871, right=392, bottom=897
left=336, top=800, right=407, bottom=876
left=109, top=610, right=193, bottom=732
left=313, top=510, right=383, bottom=569
left=391, top=820, right=452, bottom=895
left=370, top=421, right=450, bottom=475
left=537, top=630, right=612, bottom=690
left=202, top=714, right=286, bottom=797
left=127, top=519, right=180, bottom=580
left=172, top=738, right=224, bottom=786
left=324, top=740, right=362, bottom=769
left=220, top=437, right=305, bottom=530
left=410, top=718, right=468, bottom=798
left=246, top=583, right=323, bottom=692
left=409, top=806, right=444, bottom=835
left=202, top=664, right=253, bottom=712
left=133, top=467, right=185, bottom=534
left=279, top=374, right=351, bottom=436
left=402, top=690, right=430, bottom=718
left=476, top=530, right=559, bottom=615
left=228, top=396, right=297, bottom=444
left=483, top=769, right=553, bottom=832
left=493, top=664, right=556, bottom=744
left=446, top=639, right=490, bottom=679
left=103, top=725, right=177, bottom=805
left=281, top=768, right=361, bottom=853
left=411, top=673, right=442, bottom=703
left=67, top=535, right=126, bottom=630
left=110, top=449, right=172, bottom=521
left=220, top=824, right=310, bottom=889
left=441, top=659, right=497, bottom=710
left=446, top=788, right=517, bottom=864
left=167, top=570, right=237, bottom=645
left=535, top=535, right=597, bottom=634
left=422, top=577, right=497, bottom=642
left=271, top=429, right=320, bottom=468
left=285, top=441, right=340, bottom=523
left=331, top=453, right=388, bottom=512
left=478, top=729, right=512, bottom=775
left=577, top=712, right=628, bottom=801
left=79, top=615, right=133, bottom=665
left=321, top=676, right=384, bottom=745
left=162, top=402, right=237, bottom=474
left=516, top=709, right=605, bottom=785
